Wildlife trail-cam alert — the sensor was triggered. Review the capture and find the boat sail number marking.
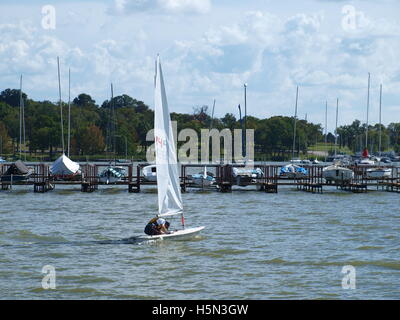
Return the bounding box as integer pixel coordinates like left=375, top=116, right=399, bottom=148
left=155, top=135, right=166, bottom=148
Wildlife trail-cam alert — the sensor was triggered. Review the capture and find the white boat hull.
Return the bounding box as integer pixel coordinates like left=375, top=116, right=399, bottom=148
left=136, top=226, right=205, bottom=241
left=322, top=166, right=354, bottom=182
left=142, top=165, right=157, bottom=182
left=366, top=168, right=392, bottom=179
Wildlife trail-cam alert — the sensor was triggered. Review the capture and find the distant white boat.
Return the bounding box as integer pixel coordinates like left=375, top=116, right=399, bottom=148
left=322, top=164, right=354, bottom=183
left=143, top=164, right=157, bottom=182
left=359, top=158, right=375, bottom=165
left=366, top=167, right=392, bottom=179
left=0, top=156, right=5, bottom=163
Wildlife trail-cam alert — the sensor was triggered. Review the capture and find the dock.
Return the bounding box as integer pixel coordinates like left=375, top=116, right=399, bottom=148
left=0, top=163, right=399, bottom=194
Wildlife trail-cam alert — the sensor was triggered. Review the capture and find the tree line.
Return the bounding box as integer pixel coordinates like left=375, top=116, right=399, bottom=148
left=0, top=88, right=399, bottom=161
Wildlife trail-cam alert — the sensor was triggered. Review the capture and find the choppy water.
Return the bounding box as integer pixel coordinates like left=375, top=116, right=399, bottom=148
left=0, top=183, right=399, bottom=299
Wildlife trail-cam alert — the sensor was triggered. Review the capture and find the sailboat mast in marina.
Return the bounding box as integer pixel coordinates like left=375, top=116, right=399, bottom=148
left=334, top=98, right=339, bottom=158
left=365, top=72, right=370, bottom=152
left=292, top=86, right=299, bottom=161
left=19, top=75, right=26, bottom=161
left=324, top=100, right=328, bottom=162
left=67, top=68, right=71, bottom=157
left=378, top=84, right=382, bottom=157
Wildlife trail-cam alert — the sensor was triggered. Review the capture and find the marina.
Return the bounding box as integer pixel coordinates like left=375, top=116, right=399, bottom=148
left=1, top=162, right=399, bottom=194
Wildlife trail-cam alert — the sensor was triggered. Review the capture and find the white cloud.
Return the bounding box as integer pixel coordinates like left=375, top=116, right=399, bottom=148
left=109, top=0, right=211, bottom=15
left=1, top=0, right=400, bottom=126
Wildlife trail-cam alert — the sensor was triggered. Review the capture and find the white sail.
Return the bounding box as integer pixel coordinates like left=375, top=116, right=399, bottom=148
left=154, top=55, right=183, bottom=217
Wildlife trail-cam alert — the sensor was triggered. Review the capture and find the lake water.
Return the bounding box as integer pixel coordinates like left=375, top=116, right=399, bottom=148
left=0, top=182, right=399, bottom=299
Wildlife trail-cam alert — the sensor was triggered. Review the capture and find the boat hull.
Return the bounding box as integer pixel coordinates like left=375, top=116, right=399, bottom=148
left=192, top=177, right=213, bottom=186
left=99, top=176, right=122, bottom=184
left=135, top=226, right=205, bottom=241
left=366, top=168, right=392, bottom=179
left=322, top=166, right=354, bottom=182
left=142, top=165, right=157, bottom=182
left=0, top=174, right=32, bottom=182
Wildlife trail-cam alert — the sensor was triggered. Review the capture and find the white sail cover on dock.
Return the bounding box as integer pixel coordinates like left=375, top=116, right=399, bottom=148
left=50, top=153, right=80, bottom=175
left=154, top=56, right=183, bottom=217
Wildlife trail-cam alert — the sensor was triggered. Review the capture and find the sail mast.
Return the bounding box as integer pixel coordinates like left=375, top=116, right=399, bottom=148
left=57, top=57, right=65, bottom=154
left=111, top=83, right=116, bottom=163
left=209, top=99, right=216, bottom=130
left=244, top=83, right=247, bottom=158
left=334, top=98, right=339, bottom=158
left=379, top=84, right=382, bottom=156
left=292, top=86, right=299, bottom=161
left=365, top=72, right=370, bottom=150
left=19, top=75, right=23, bottom=159
left=67, top=68, right=71, bottom=157
left=324, top=100, right=327, bottom=162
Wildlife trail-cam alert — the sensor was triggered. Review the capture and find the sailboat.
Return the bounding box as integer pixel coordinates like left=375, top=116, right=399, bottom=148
left=280, top=86, right=307, bottom=178
left=50, top=59, right=82, bottom=180
left=322, top=98, right=354, bottom=183
left=99, top=83, right=127, bottom=184
left=1, top=75, right=33, bottom=182
left=136, top=55, right=204, bottom=241
left=0, top=160, right=33, bottom=182
left=192, top=166, right=215, bottom=187
left=191, top=99, right=217, bottom=187
left=359, top=73, right=375, bottom=166
left=366, top=84, right=392, bottom=179
left=322, top=163, right=354, bottom=183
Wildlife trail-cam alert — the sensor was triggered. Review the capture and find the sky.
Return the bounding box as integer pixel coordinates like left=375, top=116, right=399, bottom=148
left=0, top=0, right=399, bottom=132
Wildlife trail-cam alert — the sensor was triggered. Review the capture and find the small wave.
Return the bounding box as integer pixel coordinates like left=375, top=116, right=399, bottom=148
left=356, top=245, right=383, bottom=251
left=13, top=230, right=68, bottom=243
left=61, top=276, right=115, bottom=284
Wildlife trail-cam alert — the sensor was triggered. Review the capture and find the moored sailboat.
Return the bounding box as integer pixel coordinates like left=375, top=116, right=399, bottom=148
left=0, top=160, right=33, bottom=182
left=365, top=84, right=392, bottom=179
left=322, top=162, right=354, bottom=183
left=98, top=84, right=127, bottom=184
left=99, top=165, right=126, bottom=184
left=50, top=58, right=81, bottom=180
left=192, top=166, right=215, bottom=187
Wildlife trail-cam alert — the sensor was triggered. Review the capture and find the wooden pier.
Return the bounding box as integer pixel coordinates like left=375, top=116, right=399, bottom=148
left=0, top=162, right=399, bottom=195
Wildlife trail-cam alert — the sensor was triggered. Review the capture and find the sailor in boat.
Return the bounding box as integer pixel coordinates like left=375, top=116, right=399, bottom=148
left=144, top=217, right=171, bottom=236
